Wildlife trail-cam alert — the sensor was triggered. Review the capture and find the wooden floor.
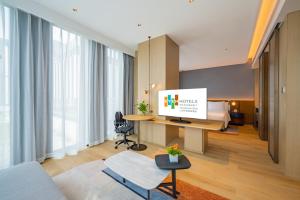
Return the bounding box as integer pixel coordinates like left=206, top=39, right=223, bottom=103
left=42, top=125, right=300, bottom=200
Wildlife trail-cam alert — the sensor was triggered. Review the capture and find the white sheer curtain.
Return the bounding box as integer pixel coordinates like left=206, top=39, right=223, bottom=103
left=52, top=28, right=125, bottom=156
left=52, top=26, right=88, bottom=157
left=106, top=48, right=124, bottom=140
left=0, top=15, right=126, bottom=164
left=0, top=6, right=10, bottom=169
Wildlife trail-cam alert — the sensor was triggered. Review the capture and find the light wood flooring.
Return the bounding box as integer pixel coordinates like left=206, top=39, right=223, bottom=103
left=42, top=125, right=300, bottom=200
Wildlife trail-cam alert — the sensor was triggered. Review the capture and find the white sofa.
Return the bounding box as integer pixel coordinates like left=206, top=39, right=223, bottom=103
left=0, top=161, right=67, bottom=200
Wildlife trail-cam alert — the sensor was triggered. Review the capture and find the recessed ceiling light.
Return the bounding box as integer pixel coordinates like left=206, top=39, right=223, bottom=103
left=72, top=8, right=78, bottom=12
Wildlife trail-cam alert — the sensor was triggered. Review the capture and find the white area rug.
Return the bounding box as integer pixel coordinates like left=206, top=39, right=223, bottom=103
left=53, top=160, right=142, bottom=200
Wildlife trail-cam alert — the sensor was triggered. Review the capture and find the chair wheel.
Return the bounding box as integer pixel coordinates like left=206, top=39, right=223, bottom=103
left=115, top=146, right=118, bottom=149
left=127, top=147, right=130, bottom=150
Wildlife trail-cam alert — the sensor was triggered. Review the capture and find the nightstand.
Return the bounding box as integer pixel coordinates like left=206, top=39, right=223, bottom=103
left=229, top=112, right=245, bottom=126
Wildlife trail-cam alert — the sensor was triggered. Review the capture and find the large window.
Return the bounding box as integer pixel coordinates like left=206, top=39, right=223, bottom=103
left=52, top=26, right=125, bottom=154
left=106, top=48, right=124, bottom=139
left=0, top=7, right=127, bottom=166
left=0, top=6, right=10, bottom=169
left=52, top=26, right=85, bottom=156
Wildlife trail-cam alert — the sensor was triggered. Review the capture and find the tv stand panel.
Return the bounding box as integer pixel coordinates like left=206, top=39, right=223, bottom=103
left=154, top=119, right=223, bottom=130
left=153, top=119, right=223, bottom=154
left=170, top=118, right=191, bottom=124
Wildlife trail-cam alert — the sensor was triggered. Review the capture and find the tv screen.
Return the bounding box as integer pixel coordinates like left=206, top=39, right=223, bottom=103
left=158, top=88, right=207, bottom=119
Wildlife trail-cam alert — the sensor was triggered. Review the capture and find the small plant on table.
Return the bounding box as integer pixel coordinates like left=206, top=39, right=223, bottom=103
left=166, top=144, right=182, bottom=163
left=136, top=100, right=149, bottom=115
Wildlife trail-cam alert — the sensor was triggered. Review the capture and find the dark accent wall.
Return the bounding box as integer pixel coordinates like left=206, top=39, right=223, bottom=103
left=180, top=64, right=254, bottom=99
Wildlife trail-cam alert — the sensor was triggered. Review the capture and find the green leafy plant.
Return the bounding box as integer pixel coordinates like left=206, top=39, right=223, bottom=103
left=136, top=100, right=149, bottom=115
left=166, top=144, right=182, bottom=156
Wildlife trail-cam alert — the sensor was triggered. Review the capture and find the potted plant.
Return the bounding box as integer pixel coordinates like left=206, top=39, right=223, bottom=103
left=166, top=144, right=182, bottom=163
left=136, top=100, right=148, bottom=115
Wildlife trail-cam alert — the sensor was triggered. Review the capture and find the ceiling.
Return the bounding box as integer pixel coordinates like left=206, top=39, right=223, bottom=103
left=278, top=0, right=300, bottom=21
left=30, top=0, right=261, bottom=71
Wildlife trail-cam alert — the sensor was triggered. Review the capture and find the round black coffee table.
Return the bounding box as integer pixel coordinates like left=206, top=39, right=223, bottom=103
left=155, top=154, right=191, bottom=198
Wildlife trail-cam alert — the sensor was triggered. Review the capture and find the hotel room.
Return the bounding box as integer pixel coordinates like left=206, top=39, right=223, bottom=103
left=0, top=0, right=300, bottom=200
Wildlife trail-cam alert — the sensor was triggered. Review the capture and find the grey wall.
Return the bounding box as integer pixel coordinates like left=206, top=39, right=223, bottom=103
left=180, top=64, right=254, bottom=99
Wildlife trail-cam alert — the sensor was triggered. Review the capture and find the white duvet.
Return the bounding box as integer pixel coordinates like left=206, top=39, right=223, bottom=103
left=208, top=111, right=231, bottom=128
left=207, top=101, right=231, bottom=128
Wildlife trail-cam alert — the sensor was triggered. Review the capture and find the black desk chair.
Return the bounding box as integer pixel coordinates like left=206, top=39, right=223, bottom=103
left=114, top=112, right=135, bottom=149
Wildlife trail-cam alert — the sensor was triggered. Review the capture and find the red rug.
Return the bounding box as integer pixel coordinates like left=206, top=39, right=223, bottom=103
left=162, top=177, right=228, bottom=200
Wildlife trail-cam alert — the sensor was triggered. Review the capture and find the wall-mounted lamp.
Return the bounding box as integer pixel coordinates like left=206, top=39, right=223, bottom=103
left=151, top=83, right=156, bottom=89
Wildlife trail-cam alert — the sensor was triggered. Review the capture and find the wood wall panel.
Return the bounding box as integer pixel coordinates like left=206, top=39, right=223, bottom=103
left=239, top=101, right=255, bottom=124
left=260, top=10, right=300, bottom=180
left=278, top=17, right=287, bottom=171
left=254, top=68, right=260, bottom=109
left=137, top=35, right=179, bottom=146
left=259, top=52, right=269, bottom=140
left=137, top=36, right=167, bottom=146
left=268, top=29, right=279, bottom=163
left=165, top=35, right=180, bottom=143
left=284, top=11, right=300, bottom=180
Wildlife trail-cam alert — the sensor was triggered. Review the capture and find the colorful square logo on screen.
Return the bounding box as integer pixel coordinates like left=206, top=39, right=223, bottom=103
left=164, top=94, right=178, bottom=109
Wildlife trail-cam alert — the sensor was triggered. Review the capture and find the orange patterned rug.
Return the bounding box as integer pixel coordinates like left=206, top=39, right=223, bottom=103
left=162, top=177, right=229, bottom=200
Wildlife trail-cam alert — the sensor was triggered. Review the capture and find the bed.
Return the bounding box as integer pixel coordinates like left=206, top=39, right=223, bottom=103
left=207, top=101, right=231, bottom=129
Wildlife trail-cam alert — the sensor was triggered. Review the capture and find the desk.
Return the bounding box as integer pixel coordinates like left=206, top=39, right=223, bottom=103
left=153, top=119, right=223, bottom=130
left=123, top=115, right=155, bottom=151
left=124, top=115, right=223, bottom=154
left=154, top=119, right=223, bottom=154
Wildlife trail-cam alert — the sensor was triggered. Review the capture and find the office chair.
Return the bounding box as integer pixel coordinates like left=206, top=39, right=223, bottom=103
left=114, top=112, right=135, bottom=149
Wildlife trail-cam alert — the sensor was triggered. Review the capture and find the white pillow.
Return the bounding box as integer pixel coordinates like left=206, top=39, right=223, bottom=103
left=208, top=101, right=226, bottom=112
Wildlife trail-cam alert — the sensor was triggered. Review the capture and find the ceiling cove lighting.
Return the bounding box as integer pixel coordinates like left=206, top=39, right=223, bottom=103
left=248, top=0, right=278, bottom=61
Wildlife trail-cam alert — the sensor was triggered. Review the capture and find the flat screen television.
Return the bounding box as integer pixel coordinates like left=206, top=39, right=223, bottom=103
left=158, top=88, right=207, bottom=123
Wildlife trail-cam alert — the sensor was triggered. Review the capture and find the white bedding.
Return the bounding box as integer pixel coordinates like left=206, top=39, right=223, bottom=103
left=208, top=111, right=231, bottom=128
left=207, top=101, right=231, bottom=128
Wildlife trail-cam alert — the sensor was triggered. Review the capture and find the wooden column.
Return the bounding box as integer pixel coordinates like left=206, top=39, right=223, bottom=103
left=136, top=35, right=179, bottom=146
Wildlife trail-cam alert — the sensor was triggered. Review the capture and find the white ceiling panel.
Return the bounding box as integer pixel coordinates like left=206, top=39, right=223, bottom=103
left=24, top=0, right=261, bottom=70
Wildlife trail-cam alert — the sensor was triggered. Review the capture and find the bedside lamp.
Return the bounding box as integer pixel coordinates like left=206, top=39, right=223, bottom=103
left=230, top=101, right=239, bottom=113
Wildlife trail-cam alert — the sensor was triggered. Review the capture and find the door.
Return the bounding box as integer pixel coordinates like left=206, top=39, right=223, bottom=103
left=259, top=52, right=269, bottom=140
left=268, top=29, right=279, bottom=163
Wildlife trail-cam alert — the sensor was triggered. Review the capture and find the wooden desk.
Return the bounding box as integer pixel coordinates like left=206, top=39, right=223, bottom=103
left=153, top=119, right=223, bottom=154
left=123, top=115, right=155, bottom=151
left=124, top=115, right=223, bottom=154
left=153, top=119, right=223, bottom=130
left=123, top=115, right=155, bottom=121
